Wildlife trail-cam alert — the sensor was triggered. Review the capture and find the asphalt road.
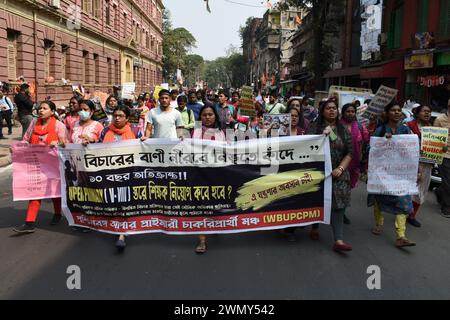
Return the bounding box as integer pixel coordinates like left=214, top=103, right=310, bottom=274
left=1, top=164, right=449, bottom=300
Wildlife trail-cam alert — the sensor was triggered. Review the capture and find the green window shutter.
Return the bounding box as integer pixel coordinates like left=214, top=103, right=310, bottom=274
left=388, top=11, right=396, bottom=49
left=394, top=6, right=403, bottom=48
left=418, top=0, right=429, bottom=32
left=440, top=0, right=450, bottom=39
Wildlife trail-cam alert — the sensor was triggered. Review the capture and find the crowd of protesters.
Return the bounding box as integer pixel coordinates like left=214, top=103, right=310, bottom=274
left=2, top=80, right=449, bottom=255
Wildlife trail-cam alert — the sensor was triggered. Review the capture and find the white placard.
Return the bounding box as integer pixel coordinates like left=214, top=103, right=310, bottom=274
left=368, top=135, right=420, bottom=196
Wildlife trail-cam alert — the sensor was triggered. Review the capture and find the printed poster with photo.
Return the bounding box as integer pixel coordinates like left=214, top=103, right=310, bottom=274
left=263, top=114, right=291, bottom=137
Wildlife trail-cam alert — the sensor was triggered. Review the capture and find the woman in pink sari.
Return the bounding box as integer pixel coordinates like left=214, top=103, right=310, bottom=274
left=340, top=103, right=369, bottom=189
left=340, top=103, right=369, bottom=224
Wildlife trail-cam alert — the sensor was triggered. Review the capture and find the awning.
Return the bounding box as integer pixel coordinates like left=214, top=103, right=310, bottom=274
left=324, top=66, right=360, bottom=78
left=360, top=59, right=403, bottom=79
left=280, top=79, right=299, bottom=85
left=291, top=72, right=313, bottom=81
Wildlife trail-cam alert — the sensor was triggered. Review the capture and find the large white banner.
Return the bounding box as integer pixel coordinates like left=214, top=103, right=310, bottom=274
left=368, top=135, right=420, bottom=196
left=58, top=136, right=332, bottom=235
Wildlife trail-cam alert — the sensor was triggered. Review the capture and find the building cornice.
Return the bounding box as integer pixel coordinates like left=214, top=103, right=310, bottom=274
left=1, top=0, right=162, bottom=66
left=123, top=0, right=163, bottom=33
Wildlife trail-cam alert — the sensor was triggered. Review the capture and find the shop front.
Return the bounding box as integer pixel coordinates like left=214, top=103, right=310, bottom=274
left=360, top=59, right=404, bottom=99
left=405, top=50, right=450, bottom=112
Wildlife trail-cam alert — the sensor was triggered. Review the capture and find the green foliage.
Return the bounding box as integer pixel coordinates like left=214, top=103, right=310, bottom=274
left=162, top=10, right=198, bottom=82
left=203, top=53, right=247, bottom=89
left=184, top=54, right=205, bottom=87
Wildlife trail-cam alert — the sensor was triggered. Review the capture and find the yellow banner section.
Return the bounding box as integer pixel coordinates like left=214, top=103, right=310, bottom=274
left=235, top=169, right=324, bottom=211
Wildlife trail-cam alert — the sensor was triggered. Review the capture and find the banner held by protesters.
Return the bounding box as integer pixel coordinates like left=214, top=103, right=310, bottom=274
left=58, top=136, right=332, bottom=235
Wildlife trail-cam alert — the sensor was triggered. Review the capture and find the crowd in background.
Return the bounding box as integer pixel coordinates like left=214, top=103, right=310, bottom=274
left=2, top=80, right=449, bottom=255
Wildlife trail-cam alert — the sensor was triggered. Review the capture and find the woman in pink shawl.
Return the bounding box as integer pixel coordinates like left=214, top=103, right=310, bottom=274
left=340, top=103, right=370, bottom=189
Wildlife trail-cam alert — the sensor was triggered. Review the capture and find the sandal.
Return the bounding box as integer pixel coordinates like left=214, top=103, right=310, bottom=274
left=195, top=240, right=207, bottom=254
left=372, top=226, right=383, bottom=236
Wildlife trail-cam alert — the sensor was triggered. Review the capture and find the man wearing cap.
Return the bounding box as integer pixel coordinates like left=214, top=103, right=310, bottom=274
left=434, top=98, right=450, bottom=218
left=14, top=83, right=34, bottom=138
left=0, top=84, right=14, bottom=139
left=143, top=89, right=184, bottom=140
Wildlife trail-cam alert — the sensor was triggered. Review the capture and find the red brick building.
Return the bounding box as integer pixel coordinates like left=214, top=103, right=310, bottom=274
left=361, top=0, right=450, bottom=108
left=0, top=0, right=164, bottom=106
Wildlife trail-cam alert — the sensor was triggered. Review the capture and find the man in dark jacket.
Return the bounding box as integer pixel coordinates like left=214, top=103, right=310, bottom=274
left=14, top=83, right=34, bottom=138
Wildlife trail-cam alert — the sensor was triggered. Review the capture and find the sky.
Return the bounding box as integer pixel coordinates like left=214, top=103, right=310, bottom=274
left=163, top=0, right=279, bottom=60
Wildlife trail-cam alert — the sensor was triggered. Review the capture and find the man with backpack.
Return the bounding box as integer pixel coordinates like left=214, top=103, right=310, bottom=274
left=265, top=91, right=286, bottom=115
left=176, top=95, right=195, bottom=134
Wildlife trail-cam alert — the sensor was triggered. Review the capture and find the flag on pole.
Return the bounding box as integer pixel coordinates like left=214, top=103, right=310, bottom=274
left=295, top=15, right=303, bottom=26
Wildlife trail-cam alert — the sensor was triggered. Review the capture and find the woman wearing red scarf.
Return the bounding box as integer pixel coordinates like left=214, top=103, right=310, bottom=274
left=13, top=101, right=68, bottom=234
left=98, top=105, right=137, bottom=250
left=406, top=105, right=433, bottom=228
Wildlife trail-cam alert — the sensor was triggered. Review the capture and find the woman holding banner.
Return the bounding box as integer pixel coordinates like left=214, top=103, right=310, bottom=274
left=406, top=105, right=433, bottom=228
left=369, top=103, right=416, bottom=248
left=99, top=105, right=138, bottom=250
left=192, top=105, right=225, bottom=254
left=69, top=100, right=104, bottom=145
left=307, top=99, right=354, bottom=252
left=282, top=105, right=310, bottom=242
left=13, top=100, right=68, bottom=234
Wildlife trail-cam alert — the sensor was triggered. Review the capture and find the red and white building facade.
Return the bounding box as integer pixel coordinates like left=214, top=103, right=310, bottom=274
left=0, top=0, right=164, bottom=106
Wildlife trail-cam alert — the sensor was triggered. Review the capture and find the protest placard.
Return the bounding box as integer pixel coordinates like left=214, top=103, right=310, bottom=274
left=263, top=114, right=291, bottom=136
left=128, top=109, right=142, bottom=124
left=421, top=127, right=449, bottom=164
left=93, top=90, right=109, bottom=108
left=368, top=135, right=420, bottom=196
left=153, top=86, right=163, bottom=100
left=328, top=86, right=373, bottom=109
left=362, top=85, right=398, bottom=119
left=91, top=107, right=108, bottom=122
left=121, top=82, right=136, bottom=100
left=239, top=86, right=256, bottom=117
left=58, top=136, right=332, bottom=235
left=12, top=143, right=61, bottom=201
